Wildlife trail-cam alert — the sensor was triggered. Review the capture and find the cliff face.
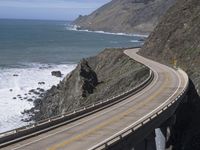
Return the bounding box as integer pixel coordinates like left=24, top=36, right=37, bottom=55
left=73, top=0, right=175, bottom=34
left=140, top=0, right=200, bottom=94
left=33, top=48, right=149, bottom=121
left=140, top=0, right=200, bottom=149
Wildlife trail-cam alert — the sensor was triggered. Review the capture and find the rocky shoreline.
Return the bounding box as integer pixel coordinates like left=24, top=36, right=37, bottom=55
left=73, top=0, right=176, bottom=34
left=9, top=71, right=64, bottom=122
left=11, top=71, right=62, bottom=104
left=24, top=48, right=149, bottom=122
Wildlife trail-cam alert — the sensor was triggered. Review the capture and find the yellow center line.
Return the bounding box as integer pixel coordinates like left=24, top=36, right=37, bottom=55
left=48, top=73, right=170, bottom=150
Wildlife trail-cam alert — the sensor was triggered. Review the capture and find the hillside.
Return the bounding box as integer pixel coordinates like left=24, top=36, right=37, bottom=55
left=140, top=0, right=200, bottom=149
left=73, top=0, right=175, bottom=34
left=30, top=48, right=149, bottom=121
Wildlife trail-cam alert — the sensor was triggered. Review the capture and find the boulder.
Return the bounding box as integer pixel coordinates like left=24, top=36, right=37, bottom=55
left=80, top=59, right=98, bottom=97
left=51, top=71, right=62, bottom=77
left=38, top=82, right=45, bottom=85
left=27, top=98, right=33, bottom=102
left=13, top=74, right=19, bottom=77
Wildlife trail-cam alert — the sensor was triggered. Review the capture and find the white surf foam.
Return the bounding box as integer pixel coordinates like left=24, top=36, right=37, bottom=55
left=130, top=40, right=140, bottom=43
left=0, top=63, right=76, bottom=133
left=66, top=25, right=149, bottom=38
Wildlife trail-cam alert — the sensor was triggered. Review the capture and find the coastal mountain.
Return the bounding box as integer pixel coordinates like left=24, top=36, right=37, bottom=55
left=140, top=0, right=200, bottom=149
left=140, top=0, right=200, bottom=94
left=32, top=48, right=149, bottom=120
left=73, top=0, right=175, bottom=34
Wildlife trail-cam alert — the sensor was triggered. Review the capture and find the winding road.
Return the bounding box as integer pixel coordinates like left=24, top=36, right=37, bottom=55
left=1, top=48, right=188, bottom=150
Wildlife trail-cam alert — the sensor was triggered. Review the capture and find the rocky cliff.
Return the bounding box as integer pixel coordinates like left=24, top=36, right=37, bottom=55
left=73, top=0, right=175, bottom=34
left=32, top=48, right=149, bottom=121
left=140, top=0, right=200, bottom=149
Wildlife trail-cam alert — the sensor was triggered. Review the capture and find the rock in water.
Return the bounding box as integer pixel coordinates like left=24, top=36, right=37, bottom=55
left=51, top=71, right=62, bottom=77
left=13, top=74, right=19, bottom=77
left=38, top=82, right=45, bottom=85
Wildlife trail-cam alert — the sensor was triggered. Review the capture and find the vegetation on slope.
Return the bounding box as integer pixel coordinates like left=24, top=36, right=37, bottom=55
left=140, top=0, right=200, bottom=149
left=73, top=0, right=175, bottom=34
left=32, top=48, right=149, bottom=121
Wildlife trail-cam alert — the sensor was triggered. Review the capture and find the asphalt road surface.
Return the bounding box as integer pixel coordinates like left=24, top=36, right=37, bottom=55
left=2, top=48, right=188, bottom=150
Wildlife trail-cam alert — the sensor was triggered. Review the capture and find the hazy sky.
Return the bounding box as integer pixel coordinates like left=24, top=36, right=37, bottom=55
left=0, top=0, right=111, bottom=20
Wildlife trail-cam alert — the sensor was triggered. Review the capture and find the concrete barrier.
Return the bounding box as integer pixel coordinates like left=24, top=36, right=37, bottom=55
left=0, top=69, right=154, bottom=148
left=88, top=69, right=189, bottom=150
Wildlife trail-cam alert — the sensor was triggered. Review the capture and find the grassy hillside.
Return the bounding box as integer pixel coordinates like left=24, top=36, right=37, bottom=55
left=140, top=0, right=200, bottom=94
left=31, top=48, right=149, bottom=121
left=73, top=0, right=175, bottom=34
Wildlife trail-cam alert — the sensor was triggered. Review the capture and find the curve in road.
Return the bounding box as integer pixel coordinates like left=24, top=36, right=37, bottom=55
left=1, top=48, right=188, bottom=150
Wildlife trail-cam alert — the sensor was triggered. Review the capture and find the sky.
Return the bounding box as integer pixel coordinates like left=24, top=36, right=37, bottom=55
left=0, top=0, right=111, bottom=21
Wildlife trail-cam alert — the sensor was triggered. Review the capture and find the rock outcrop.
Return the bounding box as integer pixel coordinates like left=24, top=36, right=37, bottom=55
left=32, top=48, right=149, bottom=121
left=51, top=71, right=62, bottom=77
left=79, top=59, right=98, bottom=97
left=73, top=0, right=175, bottom=34
left=139, top=0, right=200, bottom=149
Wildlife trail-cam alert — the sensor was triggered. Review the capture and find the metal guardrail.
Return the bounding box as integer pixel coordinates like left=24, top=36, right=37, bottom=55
left=0, top=69, right=154, bottom=147
left=89, top=69, right=189, bottom=150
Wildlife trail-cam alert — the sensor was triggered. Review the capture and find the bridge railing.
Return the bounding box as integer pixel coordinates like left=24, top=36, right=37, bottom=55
left=89, top=69, right=189, bottom=150
left=0, top=69, right=154, bottom=147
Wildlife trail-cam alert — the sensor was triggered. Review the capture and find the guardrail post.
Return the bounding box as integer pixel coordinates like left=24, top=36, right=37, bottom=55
left=105, top=143, right=108, bottom=148
left=0, top=66, right=154, bottom=148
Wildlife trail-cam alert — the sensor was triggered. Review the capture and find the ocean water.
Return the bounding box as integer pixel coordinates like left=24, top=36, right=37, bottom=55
left=0, top=19, right=144, bottom=133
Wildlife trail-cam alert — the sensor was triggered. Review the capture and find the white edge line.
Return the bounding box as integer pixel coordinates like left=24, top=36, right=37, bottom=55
left=88, top=50, right=187, bottom=150
left=12, top=49, right=188, bottom=150
left=11, top=57, right=158, bottom=150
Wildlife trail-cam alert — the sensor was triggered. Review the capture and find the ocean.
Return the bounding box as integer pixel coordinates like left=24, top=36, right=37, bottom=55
left=0, top=19, right=144, bottom=133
